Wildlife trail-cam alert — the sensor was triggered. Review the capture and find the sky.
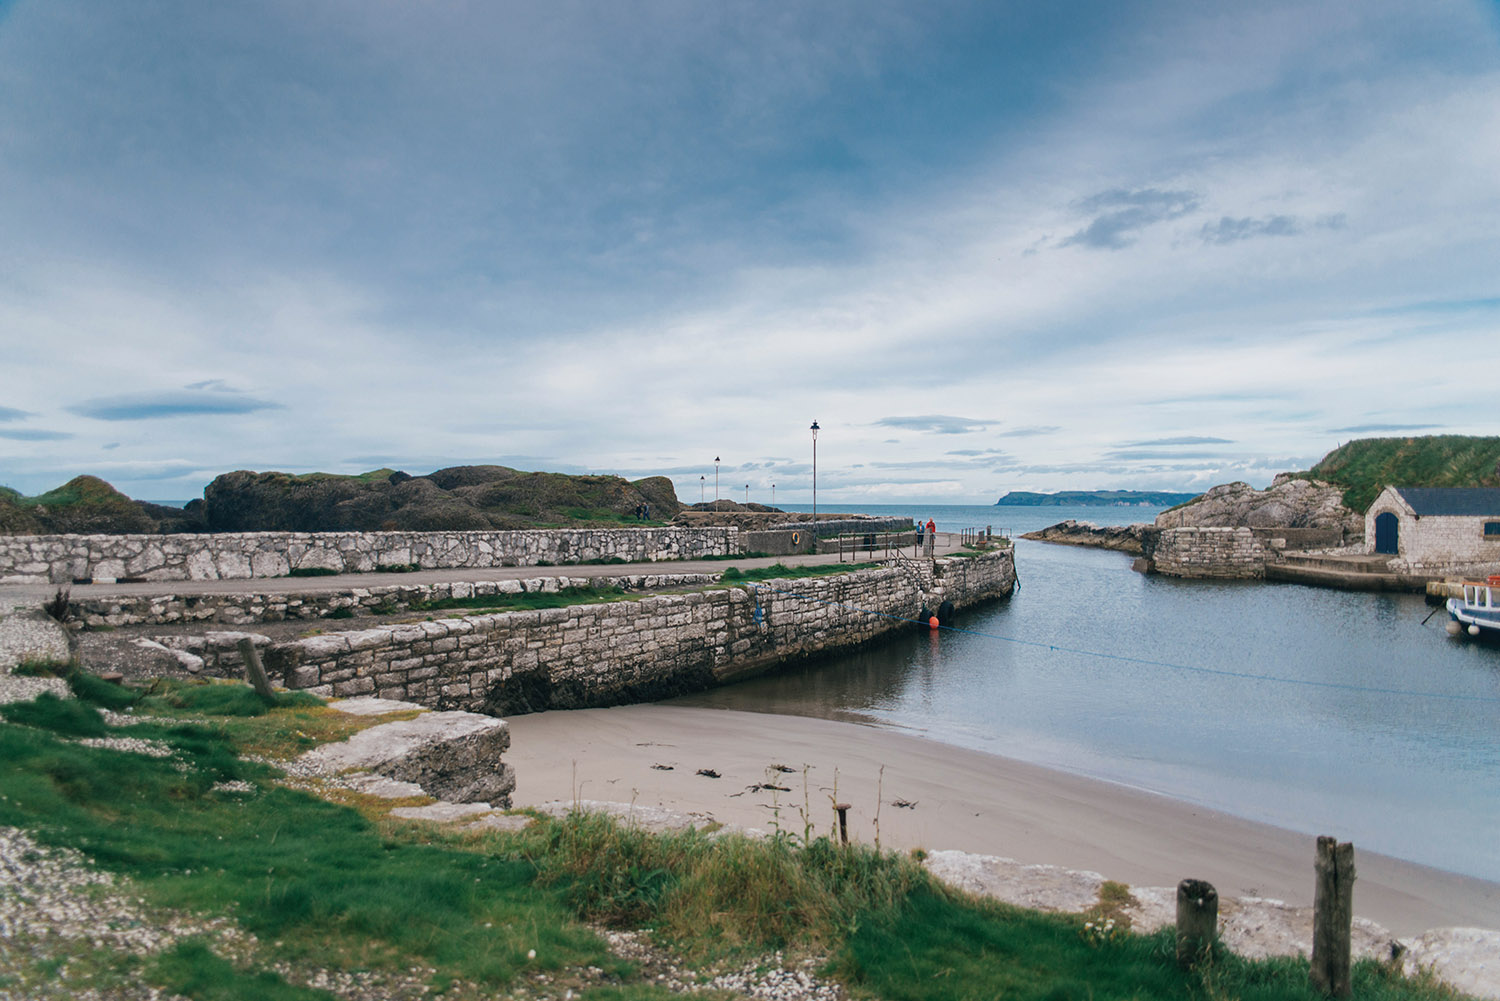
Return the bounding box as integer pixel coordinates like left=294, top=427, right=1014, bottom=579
left=2, top=1, right=1499, bottom=505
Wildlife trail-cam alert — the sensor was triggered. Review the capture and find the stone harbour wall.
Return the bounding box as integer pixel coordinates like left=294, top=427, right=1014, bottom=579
left=70, top=573, right=720, bottom=629
left=1146, top=527, right=1266, bottom=579
left=199, top=550, right=1015, bottom=714
left=0, top=527, right=738, bottom=585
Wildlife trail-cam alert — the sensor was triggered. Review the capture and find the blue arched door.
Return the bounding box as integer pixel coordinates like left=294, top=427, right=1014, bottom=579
left=1374, top=511, right=1399, bottom=554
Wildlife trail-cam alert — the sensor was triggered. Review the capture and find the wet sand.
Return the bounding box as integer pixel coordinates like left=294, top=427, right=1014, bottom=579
left=504, top=704, right=1500, bottom=937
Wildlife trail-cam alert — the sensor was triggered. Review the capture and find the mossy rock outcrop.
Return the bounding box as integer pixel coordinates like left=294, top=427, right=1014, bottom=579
left=201, top=465, right=682, bottom=532
left=2, top=466, right=683, bottom=535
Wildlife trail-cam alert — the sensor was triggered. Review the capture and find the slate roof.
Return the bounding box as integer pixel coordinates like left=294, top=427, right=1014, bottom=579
left=1391, top=487, right=1500, bottom=517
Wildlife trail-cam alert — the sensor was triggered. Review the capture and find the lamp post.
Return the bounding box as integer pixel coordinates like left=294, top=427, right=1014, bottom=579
left=772, top=483, right=776, bottom=506
left=744, top=484, right=749, bottom=505
left=714, top=457, right=720, bottom=505
left=699, top=475, right=705, bottom=504
left=810, top=421, right=819, bottom=543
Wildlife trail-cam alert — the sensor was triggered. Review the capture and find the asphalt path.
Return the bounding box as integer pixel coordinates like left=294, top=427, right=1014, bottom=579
left=0, top=533, right=969, bottom=604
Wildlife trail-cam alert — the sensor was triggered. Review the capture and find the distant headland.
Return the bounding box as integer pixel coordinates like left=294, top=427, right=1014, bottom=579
left=996, top=490, right=1199, bottom=507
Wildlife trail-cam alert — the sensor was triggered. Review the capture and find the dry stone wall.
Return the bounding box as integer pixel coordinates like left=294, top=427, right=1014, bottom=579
left=200, top=550, right=1015, bottom=714
left=1147, top=527, right=1267, bottom=579
left=70, top=573, right=719, bottom=629
left=0, top=527, right=737, bottom=584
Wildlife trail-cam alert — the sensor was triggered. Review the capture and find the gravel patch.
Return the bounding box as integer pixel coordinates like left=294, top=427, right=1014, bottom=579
left=0, top=671, right=68, bottom=705
left=77, top=736, right=174, bottom=758
left=599, top=928, right=844, bottom=1001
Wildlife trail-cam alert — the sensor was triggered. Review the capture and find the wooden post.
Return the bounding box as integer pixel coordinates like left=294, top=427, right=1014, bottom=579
left=1175, top=878, right=1218, bottom=969
left=834, top=802, right=850, bottom=846
left=236, top=638, right=277, bottom=702
left=1310, top=836, right=1355, bottom=998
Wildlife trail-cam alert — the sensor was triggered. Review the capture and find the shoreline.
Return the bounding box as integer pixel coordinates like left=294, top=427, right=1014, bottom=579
left=503, top=704, right=1499, bottom=938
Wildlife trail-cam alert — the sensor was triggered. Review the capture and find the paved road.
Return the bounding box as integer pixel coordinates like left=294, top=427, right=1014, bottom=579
left=0, top=534, right=971, bottom=604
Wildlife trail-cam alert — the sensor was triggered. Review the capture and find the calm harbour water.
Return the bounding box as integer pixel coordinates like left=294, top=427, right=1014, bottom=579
left=671, top=503, right=1500, bottom=883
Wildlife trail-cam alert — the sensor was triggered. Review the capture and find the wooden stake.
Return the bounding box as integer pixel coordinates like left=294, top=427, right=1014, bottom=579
left=236, top=638, right=277, bottom=702
left=1175, top=878, right=1218, bottom=969
left=1310, top=836, right=1355, bottom=998
left=834, top=802, right=850, bottom=846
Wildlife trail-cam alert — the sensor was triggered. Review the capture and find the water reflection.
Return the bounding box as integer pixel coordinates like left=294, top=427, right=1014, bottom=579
left=670, top=504, right=1500, bottom=880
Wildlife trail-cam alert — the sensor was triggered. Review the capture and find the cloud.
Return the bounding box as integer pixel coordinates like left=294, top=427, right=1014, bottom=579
left=996, top=426, right=1060, bottom=438
left=0, top=429, right=73, bottom=441
left=1327, top=423, right=1443, bottom=434
left=1103, top=449, right=1236, bottom=460
left=67, top=387, right=283, bottom=421
left=1118, top=436, right=1235, bottom=447
left=0, top=406, right=33, bottom=422
left=945, top=448, right=1010, bottom=457
left=874, top=415, right=994, bottom=434
left=1061, top=188, right=1199, bottom=250
left=1199, top=213, right=1345, bottom=245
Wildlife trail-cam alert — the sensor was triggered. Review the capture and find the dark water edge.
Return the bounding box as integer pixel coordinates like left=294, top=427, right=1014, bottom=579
left=670, top=504, right=1500, bottom=882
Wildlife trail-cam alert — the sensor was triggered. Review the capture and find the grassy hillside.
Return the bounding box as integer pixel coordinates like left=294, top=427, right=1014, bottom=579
left=1302, top=435, right=1500, bottom=512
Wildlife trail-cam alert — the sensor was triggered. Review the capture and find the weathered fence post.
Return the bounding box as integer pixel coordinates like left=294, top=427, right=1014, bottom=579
left=1310, top=836, right=1355, bottom=998
left=834, top=802, right=851, bottom=846
left=1175, top=878, right=1218, bottom=968
left=236, top=637, right=277, bottom=702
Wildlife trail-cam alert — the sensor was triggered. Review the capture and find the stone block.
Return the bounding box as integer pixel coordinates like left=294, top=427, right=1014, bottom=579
left=299, top=710, right=514, bottom=806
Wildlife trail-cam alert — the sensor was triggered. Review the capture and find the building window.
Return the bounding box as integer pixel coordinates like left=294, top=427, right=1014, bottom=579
left=1485, top=521, right=1500, bottom=538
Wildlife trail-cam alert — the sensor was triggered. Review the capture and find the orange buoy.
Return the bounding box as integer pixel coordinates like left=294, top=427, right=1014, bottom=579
left=928, top=615, right=940, bottom=630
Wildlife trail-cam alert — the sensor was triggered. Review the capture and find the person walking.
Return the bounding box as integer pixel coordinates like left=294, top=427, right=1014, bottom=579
left=925, top=517, right=937, bottom=556
left=915, top=518, right=924, bottom=554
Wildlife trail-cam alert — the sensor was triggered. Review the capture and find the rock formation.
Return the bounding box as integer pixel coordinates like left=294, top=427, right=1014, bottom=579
left=202, top=467, right=682, bottom=533
left=1020, top=520, right=1149, bottom=554
left=1154, top=475, right=1361, bottom=536
left=0, top=476, right=206, bottom=537
left=1, top=467, right=683, bottom=535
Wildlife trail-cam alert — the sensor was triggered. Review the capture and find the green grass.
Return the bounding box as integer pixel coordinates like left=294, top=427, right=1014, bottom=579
left=841, top=886, right=1447, bottom=1001
left=135, top=678, right=322, bottom=718
left=1301, top=435, right=1500, bottom=512
left=149, top=941, right=336, bottom=1001
left=0, top=674, right=1470, bottom=1001
left=0, top=689, right=620, bottom=994
left=501, top=811, right=924, bottom=960
left=719, top=562, right=880, bottom=583
left=11, top=658, right=72, bottom=677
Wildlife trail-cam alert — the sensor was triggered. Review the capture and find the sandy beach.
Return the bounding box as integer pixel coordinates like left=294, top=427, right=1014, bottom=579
left=505, top=704, right=1500, bottom=938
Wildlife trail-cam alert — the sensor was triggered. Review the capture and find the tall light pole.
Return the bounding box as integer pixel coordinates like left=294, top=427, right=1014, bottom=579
left=744, top=484, right=749, bottom=505
left=714, top=457, right=720, bottom=504
left=772, top=483, right=776, bottom=506
left=699, top=475, right=705, bottom=504
left=810, top=421, right=819, bottom=542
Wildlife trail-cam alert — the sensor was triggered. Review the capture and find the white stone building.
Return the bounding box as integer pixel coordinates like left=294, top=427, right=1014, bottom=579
left=1365, top=486, right=1500, bottom=570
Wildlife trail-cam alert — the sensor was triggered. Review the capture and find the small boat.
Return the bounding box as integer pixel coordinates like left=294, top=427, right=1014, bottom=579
left=1446, top=578, right=1500, bottom=638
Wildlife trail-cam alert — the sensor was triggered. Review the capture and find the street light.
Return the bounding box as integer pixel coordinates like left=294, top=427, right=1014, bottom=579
left=714, top=457, right=720, bottom=505
left=699, top=475, right=705, bottom=504
left=772, top=483, right=776, bottom=506
left=744, top=484, right=749, bottom=505
left=810, top=421, right=819, bottom=542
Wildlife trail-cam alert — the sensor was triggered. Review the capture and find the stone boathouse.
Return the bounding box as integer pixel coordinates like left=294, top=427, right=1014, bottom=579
left=1365, top=486, right=1500, bottom=571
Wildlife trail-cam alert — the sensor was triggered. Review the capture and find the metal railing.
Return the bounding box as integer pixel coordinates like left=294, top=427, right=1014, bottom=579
left=833, top=530, right=917, bottom=562
left=959, top=526, right=1008, bottom=547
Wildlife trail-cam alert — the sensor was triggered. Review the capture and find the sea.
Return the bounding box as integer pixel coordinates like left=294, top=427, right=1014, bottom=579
left=671, top=503, right=1500, bottom=883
